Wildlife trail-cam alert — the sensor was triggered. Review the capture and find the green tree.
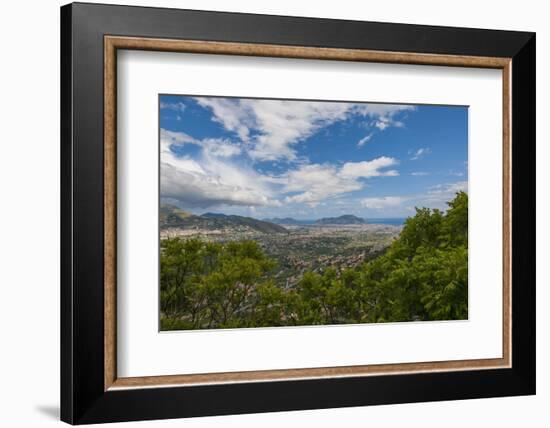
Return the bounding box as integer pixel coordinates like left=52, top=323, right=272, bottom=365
left=352, top=191, right=469, bottom=322
left=160, top=192, right=469, bottom=330
left=160, top=239, right=277, bottom=330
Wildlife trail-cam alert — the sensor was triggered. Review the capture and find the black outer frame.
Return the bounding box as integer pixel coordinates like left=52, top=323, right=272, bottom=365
left=60, top=2, right=536, bottom=424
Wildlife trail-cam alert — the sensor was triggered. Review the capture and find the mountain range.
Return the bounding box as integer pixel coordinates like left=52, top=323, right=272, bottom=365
left=160, top=205, right=288, bottom=234
left=161, top=205, right=369, bottom=234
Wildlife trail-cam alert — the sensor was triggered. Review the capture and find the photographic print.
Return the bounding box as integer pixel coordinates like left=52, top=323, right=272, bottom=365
left=159, top=95, right=468, bottom=331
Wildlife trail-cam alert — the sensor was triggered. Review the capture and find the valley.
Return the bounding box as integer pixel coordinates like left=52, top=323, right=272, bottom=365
left=160, top=205, right=402, bottom=288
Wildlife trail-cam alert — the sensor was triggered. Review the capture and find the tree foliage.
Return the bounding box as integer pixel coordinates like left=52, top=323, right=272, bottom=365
left=160, top=192, right=468, bottom=330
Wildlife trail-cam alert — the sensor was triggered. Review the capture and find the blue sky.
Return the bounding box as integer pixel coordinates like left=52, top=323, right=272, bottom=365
left=160, top=95, right=467, bottom=219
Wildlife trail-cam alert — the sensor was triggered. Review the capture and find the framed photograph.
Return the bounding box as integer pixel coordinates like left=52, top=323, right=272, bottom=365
left=61, top=2, right=535, bottom=424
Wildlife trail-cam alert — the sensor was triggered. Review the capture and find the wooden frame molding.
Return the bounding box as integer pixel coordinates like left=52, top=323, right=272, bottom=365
left=104, top=35, right=512, bottom=391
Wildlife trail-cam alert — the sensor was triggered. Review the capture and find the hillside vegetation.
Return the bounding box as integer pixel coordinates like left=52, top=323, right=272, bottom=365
left=161, top=205, right=287, bottom=234
left=160, top=192, right=468, bottom=330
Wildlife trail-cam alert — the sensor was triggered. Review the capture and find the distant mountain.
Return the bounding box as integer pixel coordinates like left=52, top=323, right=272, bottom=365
left=160, top=205, right=287, bottom=234
left=200, top=212, right=288, bottom=233
left=160, top=204, right=193, bottom=225
left=315, top=214, right=366, bottom=225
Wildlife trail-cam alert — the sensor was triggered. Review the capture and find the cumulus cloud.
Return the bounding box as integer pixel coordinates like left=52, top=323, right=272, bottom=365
left=195, top=97, right=415, bottom=161
left=355, top=104, right=414, bottom=131
left=161, top=131, right=277, bottom=208
left=410, top=147, right=432, bottom=160
left=340, top=157, right=399, bottom=178
left=196, top=97, right=350, bottom=161
left=361, top=196, right=406, bottom=209
left=282, top=157, right=399, bottom=206
left=160, top=130, right=400, bottom=209
left=161, top=162, right=277, bottom=208
left=283, top=164, right=361, bottom=205
left=194, top=97, right=253, bottom=142
left=161, top=129, right=241, bottom=158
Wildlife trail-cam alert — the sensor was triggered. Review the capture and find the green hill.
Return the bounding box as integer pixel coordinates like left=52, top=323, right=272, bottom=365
left=160, top=205, right=287, bottom=234
left=159, top=204, right=192, bottom=224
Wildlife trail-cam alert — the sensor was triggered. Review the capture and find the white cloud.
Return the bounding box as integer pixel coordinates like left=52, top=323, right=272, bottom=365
left=411, top=171, right=429, bottom=176
left=160, top=129, right=241, bottom=158
left=410, top=147, right=431, bottom=160
left=161, top=132, right=278, bottom=208
left=160, top=129, right=195, bottom=146
left=374, top=121, right=388, bottom=130
left=161, top=162, right=277, bottom=208
left=195, top=98, right=415, bottom=161
left=318, top=179, right=467, bottom=217
left=426, top=181, right=468, bottom=196
left=355, top=104, right=413, bottom=131
left=282, top=156, right=399, bottom=206
left=247, top=100, right=351, bottom=161
left=200, top=138, right=242, bottom=158
left=405, top=181, right=468, bottom=212
left=340, top=157, right=399, bottom=178
left=160, top=101, right=187, bottom=113
left=194, top=97, right=253, bottom=142
left=357, top=133, right=373, bottom=147
left=360, top=196, right=406, bottom=209
left=283, top=164, right=361, bottom=205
